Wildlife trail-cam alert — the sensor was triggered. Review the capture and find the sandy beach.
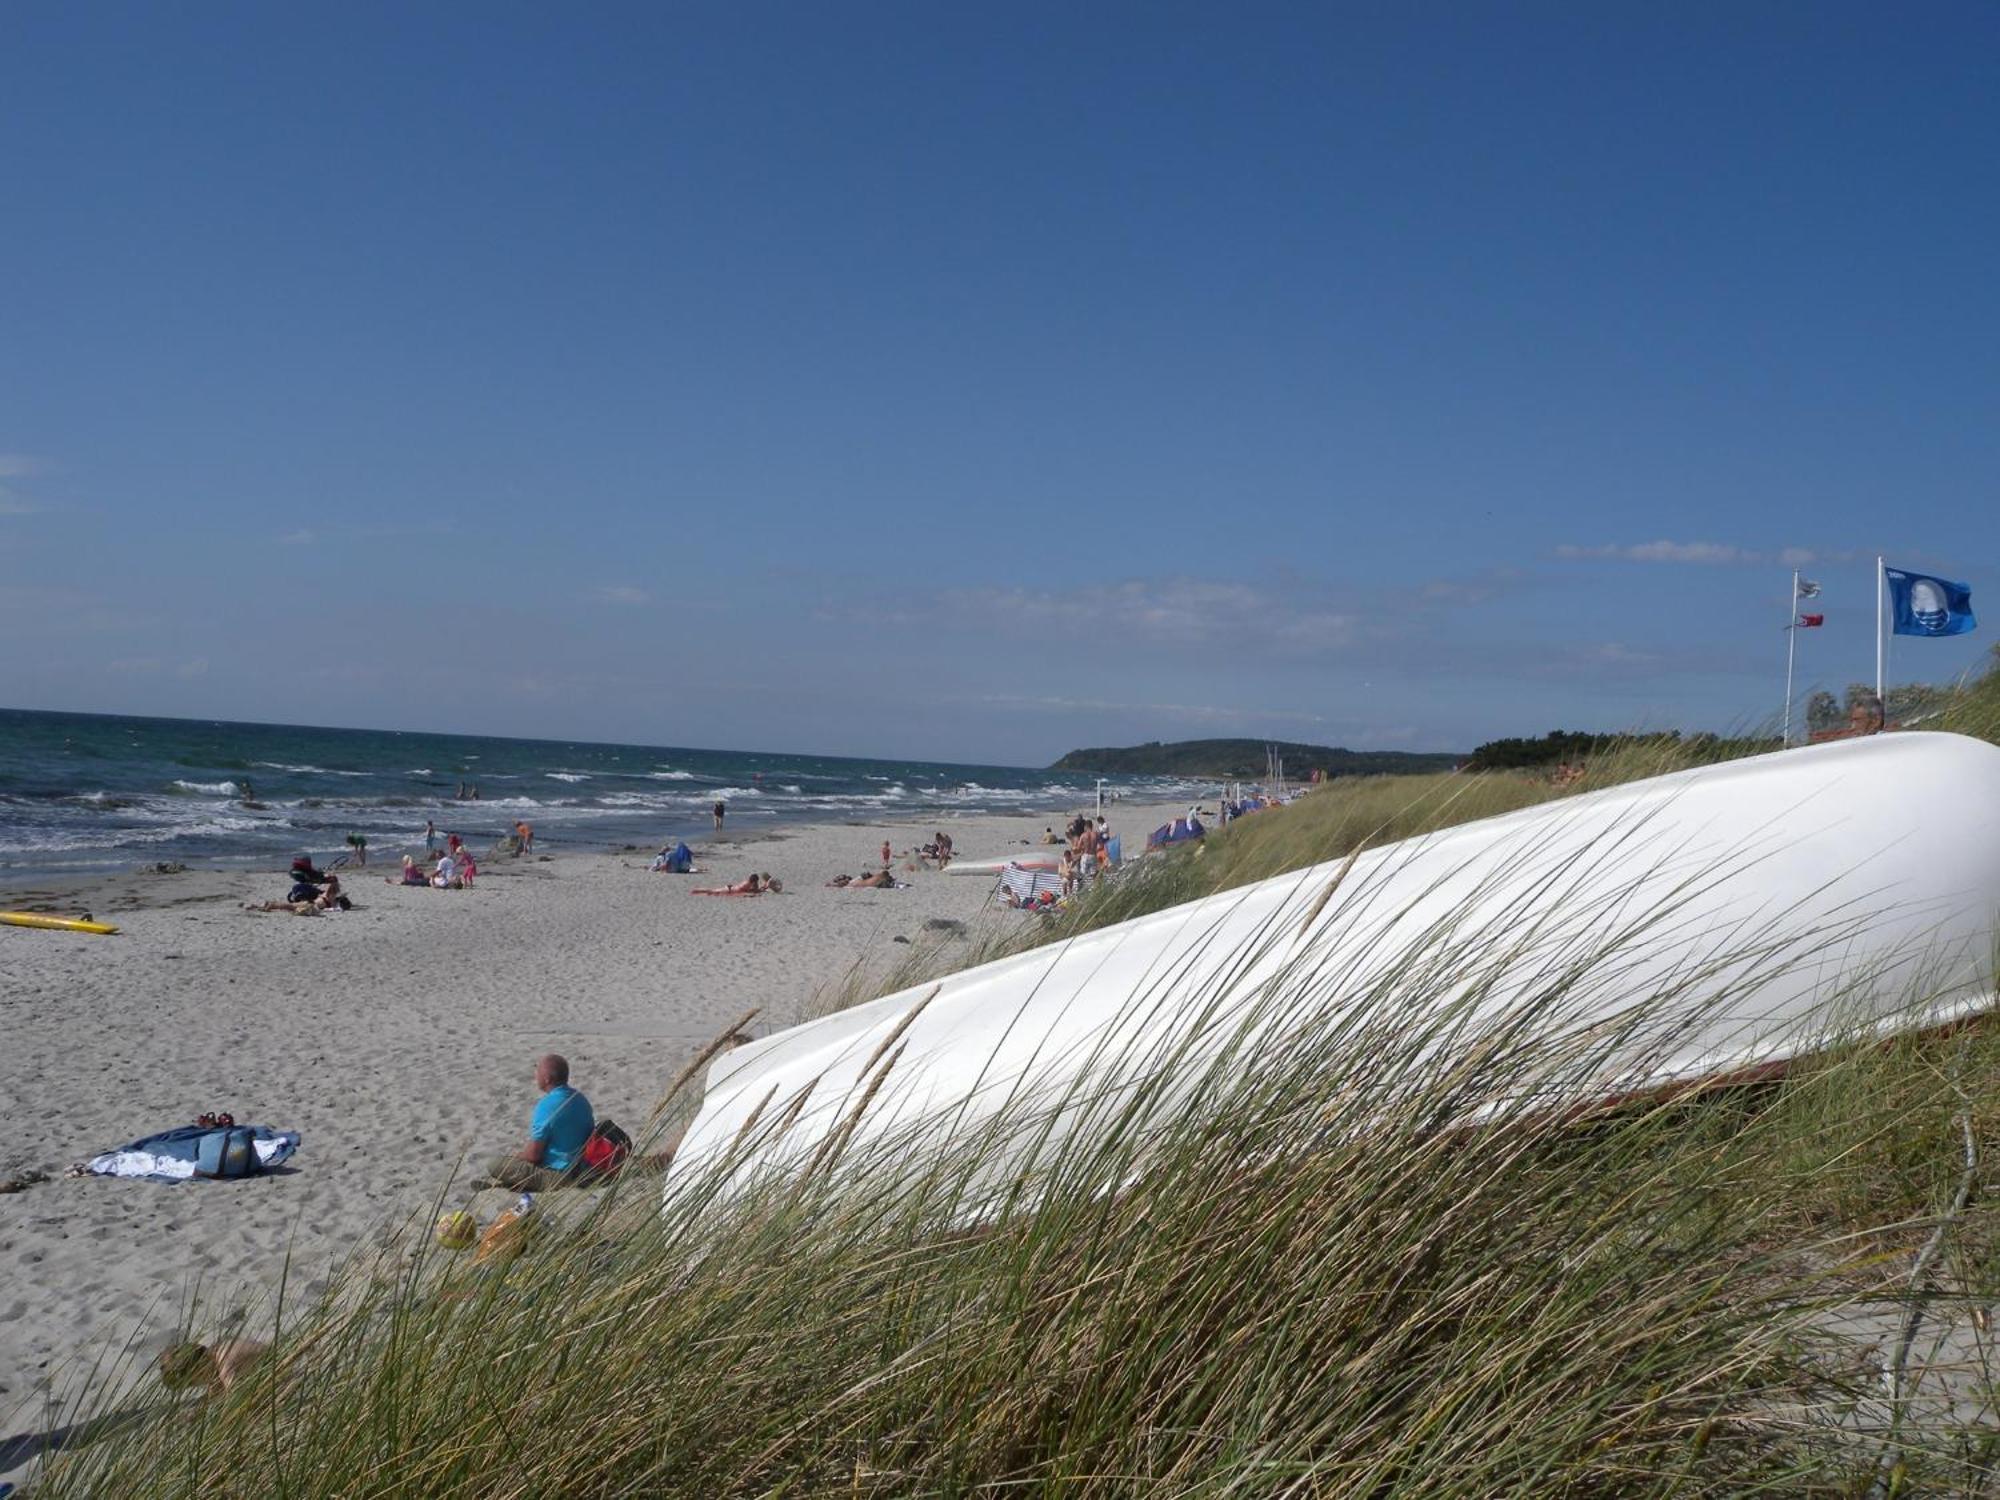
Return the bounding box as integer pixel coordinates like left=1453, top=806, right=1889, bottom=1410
left=0, top=796, right=1189, bottom=1459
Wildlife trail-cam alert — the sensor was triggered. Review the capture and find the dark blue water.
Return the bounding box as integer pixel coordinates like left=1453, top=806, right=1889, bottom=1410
left=0, top=708, right=1203, bottom=877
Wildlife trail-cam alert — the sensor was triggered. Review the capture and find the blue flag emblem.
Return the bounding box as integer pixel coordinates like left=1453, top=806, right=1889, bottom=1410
left=1886, top=567, right=1977, bottom=637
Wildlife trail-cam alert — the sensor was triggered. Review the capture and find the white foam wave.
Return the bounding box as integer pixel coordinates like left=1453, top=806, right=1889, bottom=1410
left=253, top=761, right=365, bottom=776
left=171, top=779, right=240, bottom=796
left=546, top=772, right=591, bottom=784
left=0, top=810, right=266, bottom=855
left=647, top=770, right=695, bottom=781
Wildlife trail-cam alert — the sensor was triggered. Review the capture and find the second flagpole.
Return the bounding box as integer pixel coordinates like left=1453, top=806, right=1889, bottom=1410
left=1784, top=568, right=1799, bottom=745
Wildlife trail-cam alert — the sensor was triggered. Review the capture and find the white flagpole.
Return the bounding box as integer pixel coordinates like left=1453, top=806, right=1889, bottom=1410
left=1875, top=555, right=1886, bottom=706
left=1783, top=568, right=1799, bottom=745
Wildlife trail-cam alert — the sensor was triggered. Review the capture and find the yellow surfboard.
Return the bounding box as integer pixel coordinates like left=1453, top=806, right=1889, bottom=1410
left=0, top=912, right=119, bottom=935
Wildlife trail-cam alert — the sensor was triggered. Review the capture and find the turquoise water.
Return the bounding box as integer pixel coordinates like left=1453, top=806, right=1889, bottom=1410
left=0, top=708, right=1200, bottom=878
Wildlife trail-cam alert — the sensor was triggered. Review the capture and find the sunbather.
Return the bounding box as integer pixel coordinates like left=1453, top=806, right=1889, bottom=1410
left=692, top=874, right=765, bottom=896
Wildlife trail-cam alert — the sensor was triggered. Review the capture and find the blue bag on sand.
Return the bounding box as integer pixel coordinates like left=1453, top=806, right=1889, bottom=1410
left=195, top=1127, right=260, bottom=1178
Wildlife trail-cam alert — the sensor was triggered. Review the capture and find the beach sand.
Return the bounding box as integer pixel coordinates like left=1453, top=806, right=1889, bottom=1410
left=0, top=797, right=1189, bottom=1466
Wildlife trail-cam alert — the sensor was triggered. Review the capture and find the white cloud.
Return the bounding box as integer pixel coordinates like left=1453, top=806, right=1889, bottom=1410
left=591, top=585, right=651, bottom=606
left=1556, top=540, right=1759, bottom=564
left=0, top=455, right=49, bottom=518
left=977, top=693, right=1336, bottom=728
left=945, top=578, right=1358, bottom=651
left=1416, top=566, right=1522, bottom=606
left=105, top=655, right=212, bottom=678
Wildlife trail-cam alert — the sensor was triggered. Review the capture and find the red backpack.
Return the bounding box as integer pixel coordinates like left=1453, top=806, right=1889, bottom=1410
left=581, top=1119, right=633, bottom=1177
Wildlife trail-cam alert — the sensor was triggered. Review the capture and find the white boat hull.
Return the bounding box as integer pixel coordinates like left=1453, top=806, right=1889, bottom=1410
left=668, top=734, right=2000, bottom=1203
left=942, top=855, right=1060, bottom=877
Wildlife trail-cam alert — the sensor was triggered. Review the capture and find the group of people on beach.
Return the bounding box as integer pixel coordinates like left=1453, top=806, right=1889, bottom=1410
left=1058, top=813, right=1113, bottom=896
left=247, top=855, right=355, bottom=915
left=394, top=831, right=478, bottom=889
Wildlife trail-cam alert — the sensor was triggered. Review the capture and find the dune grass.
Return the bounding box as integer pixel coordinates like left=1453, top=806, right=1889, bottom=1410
left=28, top=661, right=2000, bottom=1497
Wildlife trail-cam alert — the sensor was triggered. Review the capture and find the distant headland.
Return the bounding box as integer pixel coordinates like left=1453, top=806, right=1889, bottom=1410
left=1048, top=738, right=1462, bottom=778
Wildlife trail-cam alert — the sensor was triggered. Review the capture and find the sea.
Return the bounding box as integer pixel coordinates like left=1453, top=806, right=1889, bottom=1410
left=0, top=708, right=1209, bottom=880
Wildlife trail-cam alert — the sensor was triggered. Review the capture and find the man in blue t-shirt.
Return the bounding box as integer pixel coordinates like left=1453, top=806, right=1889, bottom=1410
left=479, top=1053, right=595, bottom=1191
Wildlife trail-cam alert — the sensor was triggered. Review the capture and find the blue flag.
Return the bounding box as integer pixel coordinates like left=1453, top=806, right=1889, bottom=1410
left=1885, top=567, right=1977, bottom=638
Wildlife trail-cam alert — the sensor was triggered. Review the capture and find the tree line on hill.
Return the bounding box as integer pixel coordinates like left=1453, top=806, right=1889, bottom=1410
left=1464, top=674, right=1978, bottom=772
left=1458, top=730, right=1769, bottom=771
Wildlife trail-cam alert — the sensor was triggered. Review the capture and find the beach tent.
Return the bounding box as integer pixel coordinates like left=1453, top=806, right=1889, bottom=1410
left=666, top=733, right=2000, bottom=1214
left=1146, top=817, right=1204, bottom=850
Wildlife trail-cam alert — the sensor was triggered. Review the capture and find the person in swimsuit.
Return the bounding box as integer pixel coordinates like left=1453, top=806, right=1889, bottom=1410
left=712, top=800, right=726, bottom=832
left=692, top=873, right=764, bottom=896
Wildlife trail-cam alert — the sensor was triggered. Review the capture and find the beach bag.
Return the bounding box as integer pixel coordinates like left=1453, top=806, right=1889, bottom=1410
left=194, top=1127, right=261, bottom=1179
left=581, top=1119, right=633, bottom=1177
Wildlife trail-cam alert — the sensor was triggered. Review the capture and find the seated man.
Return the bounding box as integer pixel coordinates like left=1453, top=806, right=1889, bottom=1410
left=478, top=1053, right=594, bottom=1192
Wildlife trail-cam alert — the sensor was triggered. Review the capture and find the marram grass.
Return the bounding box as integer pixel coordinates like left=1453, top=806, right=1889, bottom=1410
left=30, top=664, right=2000, bottom=1497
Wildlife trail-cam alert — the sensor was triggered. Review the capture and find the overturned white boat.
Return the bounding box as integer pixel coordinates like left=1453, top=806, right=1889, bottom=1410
left=667, top=734, right=2000, bottom=1205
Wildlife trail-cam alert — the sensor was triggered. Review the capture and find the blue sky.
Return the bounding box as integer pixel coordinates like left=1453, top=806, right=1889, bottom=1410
left=3, top=3, right=1995, bottom=761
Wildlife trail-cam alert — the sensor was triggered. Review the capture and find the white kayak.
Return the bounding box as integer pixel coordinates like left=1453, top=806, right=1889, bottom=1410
left=942, top=855, right=1062, bottom=877
left=668, top=733, right=2000, bottom=1206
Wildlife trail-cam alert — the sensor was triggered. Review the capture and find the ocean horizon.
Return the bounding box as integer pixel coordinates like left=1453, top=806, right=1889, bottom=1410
left=0, top=706, right=1208, bottom=880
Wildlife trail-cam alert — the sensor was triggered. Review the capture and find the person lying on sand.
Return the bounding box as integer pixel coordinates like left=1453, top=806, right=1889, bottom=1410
left=474, top=1053, right=594, bottom=1192
left=845, top=869, right=897, bottom=890
left=691, top=873, right=781, bottom=896
left=248, top=875, right=353, bottom=914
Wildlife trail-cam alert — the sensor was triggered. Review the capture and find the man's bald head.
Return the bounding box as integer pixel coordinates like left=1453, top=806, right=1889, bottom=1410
left=537, top=1054, right=570, bottom=1090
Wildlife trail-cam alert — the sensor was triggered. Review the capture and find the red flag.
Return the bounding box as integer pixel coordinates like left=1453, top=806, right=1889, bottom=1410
left=1795, top=613, right=1824, bottom=628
